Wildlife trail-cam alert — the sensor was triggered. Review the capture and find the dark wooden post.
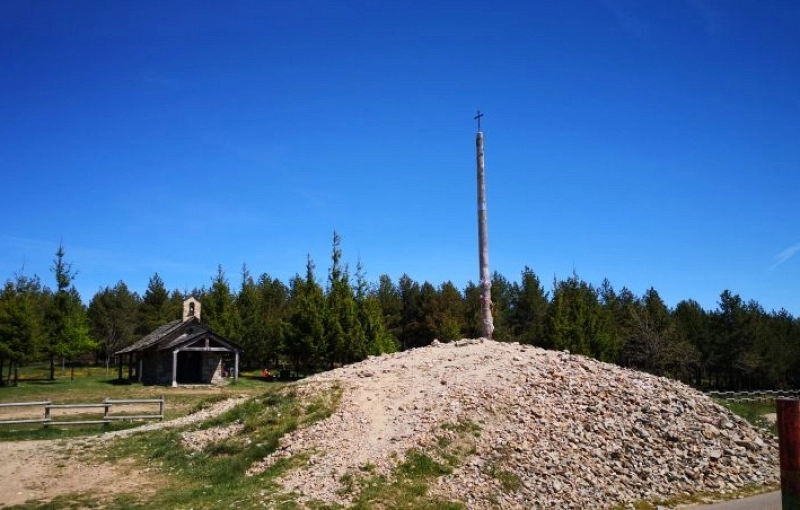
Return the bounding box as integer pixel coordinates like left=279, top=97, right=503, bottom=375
left=777, top=398, right=800, bottom=509
left=43, top=400, right=51, bottom=428
left=103, top=397, right=110, bottom=427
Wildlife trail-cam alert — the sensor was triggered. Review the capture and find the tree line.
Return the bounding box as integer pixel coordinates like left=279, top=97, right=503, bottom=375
left=2, top=235, right=799, bottom=390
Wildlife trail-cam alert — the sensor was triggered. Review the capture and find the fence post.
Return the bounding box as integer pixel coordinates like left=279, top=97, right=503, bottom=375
left=103, top=397, right=110, bottom=427
left=159, top=396, right=164, bottom=421
left=777, top=398, right=800, bottom=510
left=43, top=400, right=51, bottom=428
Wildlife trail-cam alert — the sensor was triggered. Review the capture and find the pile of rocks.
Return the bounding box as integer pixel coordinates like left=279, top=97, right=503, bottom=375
left=181, top=421, right=245, bottom=452
left=249, top=340, right=778, bottom=509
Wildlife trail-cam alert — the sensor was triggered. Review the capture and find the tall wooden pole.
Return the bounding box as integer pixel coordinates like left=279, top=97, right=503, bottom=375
left=475, top=111, right=493, bottom=339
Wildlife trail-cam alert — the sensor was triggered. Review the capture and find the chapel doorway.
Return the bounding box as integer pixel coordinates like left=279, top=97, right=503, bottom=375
left=177, top=351, right=203, bottom=384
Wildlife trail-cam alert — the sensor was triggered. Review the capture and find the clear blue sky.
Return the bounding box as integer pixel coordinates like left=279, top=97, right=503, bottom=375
left=1, top=1, right=798, bottom=315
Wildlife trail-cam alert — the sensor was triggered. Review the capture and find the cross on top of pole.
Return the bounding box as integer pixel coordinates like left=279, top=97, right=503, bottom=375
left=474, top=110, right=484, bottom=131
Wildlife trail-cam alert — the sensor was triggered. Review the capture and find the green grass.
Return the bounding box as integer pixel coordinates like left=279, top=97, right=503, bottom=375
left=715, top=398, right=778, bottom=435
left=337, top=419, right=482, bottom=510
left=440, top=419, right=481, bottom=437
left=0, top=364, right=276, bottom=440
left=485, top=464, right=523, bottom=492
left=346, top=449, right=463, bottom=510
left=1, top=383, right=341, bottom=509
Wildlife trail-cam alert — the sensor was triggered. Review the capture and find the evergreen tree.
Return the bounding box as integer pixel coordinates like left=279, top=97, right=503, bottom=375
left=355, top=261, right=397, bottom=355
left=137, top=273, right=175, bottom=335
left=463, top=281, right=482, bottom=339
left=547, top=273, right=617, bottom=360
left=415, top=281, right=438, bottom=345
left=376, top=274, right=402, bottom=342
left=168, top=289, right=186, bottom=318
left=673, top=299, right=710, bottom=387
left=87, top=281, right=140, bottom=372
left=423, top=281, right=465, bottom=342
left=762, top=308, right=799, bottom=388
left=509, top=267, right=549, bottom=346
left=487, top=272, right=513, bottom=342
left=45, top=244, right=95, bottom=380
left=711, top=290, right=752, bottom=389
left=325, top=232, right=366, bottom=364
left=285, top=256, right=326, bottom=372
left=0, top=275, right=43, bottom=385
left=235, top=264, right=261, bottom=367
left=397, top=274, right=423, bottom=349
left=620, top=288, right=674, bottom=376
left=204, top=265, right=242, bottom=341
left=737, top=300, right=769, bottom=389
left=60, top=310, right=96, bottom=380
left=257, top=273, right=289, bottom=368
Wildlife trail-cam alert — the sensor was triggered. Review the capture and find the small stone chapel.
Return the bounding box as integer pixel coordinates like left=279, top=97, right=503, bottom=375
left=115, top=297, right=242, bottom=386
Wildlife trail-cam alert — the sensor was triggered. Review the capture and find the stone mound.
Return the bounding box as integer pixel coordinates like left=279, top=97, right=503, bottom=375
left=250, top=339, right=779, bottom=509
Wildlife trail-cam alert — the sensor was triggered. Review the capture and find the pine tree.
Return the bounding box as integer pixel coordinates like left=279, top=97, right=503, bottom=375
left=463, top=281, right=482, bottom=339
left=547, top=273, right=615, bottom=360
left=376, top=274, right=402, bottom=342
left=236, top=264, right=261, bottom=367
left=509, top=267, right=549, bottom=346
left=257, top=273, right=289, bottom=368
left=673, top=299, right=709, bottom=387
left=45, top=244, right=96, bottom=380
left=0, top=275, right=43, bottom=385
left=355, top=261, right=397, bottom=355
left=137, top=273, right=175, bottom=335
left=621, top=287, right=674, bottom=376
left=398, top=274, right=423, bottom=349
left=87, top=281, right=140, bottom=373
left=488, top=272, right=513, bottom=342
left=325, top=232, right=366, bottom=364
left=423, top=281, right=465, bottom=342
left=285, top=256, right=326, bottom=372
left=204, top=265, right=242, bottom=341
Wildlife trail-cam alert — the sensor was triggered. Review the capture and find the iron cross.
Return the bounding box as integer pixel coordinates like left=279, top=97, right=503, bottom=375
left=474, top=110, right=484, bottom=131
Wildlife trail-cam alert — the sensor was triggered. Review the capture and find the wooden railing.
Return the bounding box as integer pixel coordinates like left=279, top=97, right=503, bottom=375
left=706, top=389, right=800, bottom=402
left=0, top=397, right=164, bottom=427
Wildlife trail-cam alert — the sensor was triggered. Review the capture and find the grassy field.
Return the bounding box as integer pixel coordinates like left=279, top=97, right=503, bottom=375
left=0, top=363, right=274, bottom=440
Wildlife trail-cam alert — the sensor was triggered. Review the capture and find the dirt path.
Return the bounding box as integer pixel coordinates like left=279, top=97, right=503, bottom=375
left=0, top=439, right=152, bottom=508
left=0, top=397, right=246, bottom=508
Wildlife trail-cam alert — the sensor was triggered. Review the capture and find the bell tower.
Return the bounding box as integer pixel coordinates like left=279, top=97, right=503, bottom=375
left=182, top=297, right=201, bottom=322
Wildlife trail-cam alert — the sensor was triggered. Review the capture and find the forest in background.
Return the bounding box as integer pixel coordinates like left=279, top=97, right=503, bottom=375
left=2, top=233, right=799, bottom=391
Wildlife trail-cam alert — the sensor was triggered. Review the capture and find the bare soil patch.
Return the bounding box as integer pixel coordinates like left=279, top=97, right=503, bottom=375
left=0, top=397, right=246, bottom=508
left=0, top=439, right=154, bottom=508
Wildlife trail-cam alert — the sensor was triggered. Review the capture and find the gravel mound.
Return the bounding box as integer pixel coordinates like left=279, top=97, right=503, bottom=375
left=249, top=339, right=778, bottom=509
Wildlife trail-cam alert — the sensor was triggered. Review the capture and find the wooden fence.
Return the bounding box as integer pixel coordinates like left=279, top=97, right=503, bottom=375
left=706, top=389, right=800, bottom=402
left=0, top=397, right=164, bottom=427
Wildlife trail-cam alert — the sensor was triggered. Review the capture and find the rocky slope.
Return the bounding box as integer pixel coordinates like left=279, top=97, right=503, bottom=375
left=249, top=339, right=779, bottom=509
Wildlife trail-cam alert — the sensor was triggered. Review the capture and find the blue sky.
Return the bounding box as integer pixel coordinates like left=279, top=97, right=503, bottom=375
left=1, top=1, right=798, bottom=315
